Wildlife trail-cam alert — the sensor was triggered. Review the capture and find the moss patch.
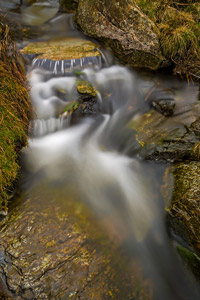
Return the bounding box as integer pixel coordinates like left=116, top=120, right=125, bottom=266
left=76, top=79, right=98, bottom=97
left=0, top=25, right=30, bottom=213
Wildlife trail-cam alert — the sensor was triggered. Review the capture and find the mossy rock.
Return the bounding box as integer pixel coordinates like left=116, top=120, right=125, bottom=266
left=21, top=37, right=100, bottom=60
left=73, top=0, right=199, bottom=76
left=0, top=25, right=30, bottom=214
left=165, top=162, right=200, bottom=255
left=74, top=0, right=167, bottom=70
left=76, top=79, right=98, bottom=97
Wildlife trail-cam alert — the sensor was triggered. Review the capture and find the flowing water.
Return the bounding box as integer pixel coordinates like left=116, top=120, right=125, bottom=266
left=1, top=1, right=200, bottom=299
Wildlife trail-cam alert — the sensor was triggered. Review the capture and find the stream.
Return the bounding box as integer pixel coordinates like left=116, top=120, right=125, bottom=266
left=1, top=1, right=200, bottom=299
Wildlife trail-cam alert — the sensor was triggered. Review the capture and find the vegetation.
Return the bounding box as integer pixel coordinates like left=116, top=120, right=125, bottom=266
left=136, top=1, right=200, bottom=77
left=0, top=24, right=30, bottom=214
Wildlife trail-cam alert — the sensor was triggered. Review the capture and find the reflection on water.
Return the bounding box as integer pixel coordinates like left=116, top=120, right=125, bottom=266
left=2, top=1, right=200, bottom=299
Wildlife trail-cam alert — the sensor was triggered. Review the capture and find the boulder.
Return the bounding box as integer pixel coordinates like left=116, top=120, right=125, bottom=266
left=74, top=0, right=168, bottom=70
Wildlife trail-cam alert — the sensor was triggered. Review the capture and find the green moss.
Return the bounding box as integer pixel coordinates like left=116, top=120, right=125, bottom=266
left=63, top=101, right=80, bottom=114
left=177, top=244, right=200, bottom=281
left=0, top=25, right=30, bottom=213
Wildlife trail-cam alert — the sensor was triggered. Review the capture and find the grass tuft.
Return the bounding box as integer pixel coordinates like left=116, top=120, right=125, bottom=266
left=136, top=0, right=200, bottom=77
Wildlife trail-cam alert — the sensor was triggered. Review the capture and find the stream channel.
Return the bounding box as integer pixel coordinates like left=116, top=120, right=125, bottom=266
left=0, top=1, right=200, bottom=299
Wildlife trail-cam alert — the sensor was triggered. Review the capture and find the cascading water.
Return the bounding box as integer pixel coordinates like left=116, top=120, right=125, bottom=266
left=23, top=58, right=200, bottom=299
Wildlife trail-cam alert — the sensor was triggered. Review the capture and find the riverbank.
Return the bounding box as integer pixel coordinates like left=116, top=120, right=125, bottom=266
left=0, top=23, right=30, bottom=215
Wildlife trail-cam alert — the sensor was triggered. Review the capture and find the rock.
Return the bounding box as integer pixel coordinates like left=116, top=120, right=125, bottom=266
left=74, top=0, right=168, bottom=70
left=165, top=162, right=200, bottom=256
left=0, top=24, right=30, bottom=214
left=129, top=102, right=200, bottom=162
left=21, top=37, right=102, bottom=73
left=151, top=99, right=175, bottom=116
left=76, top=79, right=98, bottom=97
left=0, top=186, right=151, bottom=299
left=21, top=37, right=100, bottom=60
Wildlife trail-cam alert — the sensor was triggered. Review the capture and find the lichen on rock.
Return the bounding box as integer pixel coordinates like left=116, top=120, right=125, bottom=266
left=21, top=37, right=100, bottom=60
left=74, top=0, right=167, bottom=70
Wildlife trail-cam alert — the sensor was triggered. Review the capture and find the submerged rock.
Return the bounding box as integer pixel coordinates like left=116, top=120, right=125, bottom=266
left=0, top=186, right=151, bottom=299
left=74, top=0, right=167, bottom=70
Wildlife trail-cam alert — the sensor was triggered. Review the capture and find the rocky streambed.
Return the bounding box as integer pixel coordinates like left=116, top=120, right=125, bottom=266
left=0, top=1, right=200, bottom=299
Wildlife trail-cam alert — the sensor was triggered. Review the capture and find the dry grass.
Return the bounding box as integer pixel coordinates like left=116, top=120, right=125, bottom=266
left=136, top=0, right=200, bottom=77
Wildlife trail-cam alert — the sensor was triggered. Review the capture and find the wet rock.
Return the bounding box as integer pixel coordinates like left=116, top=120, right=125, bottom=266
left=0, top=187, right=151, bottom=299
left=151, top=99, right=175, bottom=116
left=74, top=0, right=168, bottom=70
left=21, top=37, right=100, bottom=60
left=76, top=79, right=98, bottom=98
left=147, top=87, right=176, bottom=116
left=21, top=37, right=101, bottom=73
left=129, top=102, right=200, bottom=162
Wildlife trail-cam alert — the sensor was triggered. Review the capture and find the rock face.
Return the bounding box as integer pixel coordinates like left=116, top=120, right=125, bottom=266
left=74, top=0, right=167, bottom=70
left=0, top=186, right=151, bottom=299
